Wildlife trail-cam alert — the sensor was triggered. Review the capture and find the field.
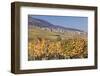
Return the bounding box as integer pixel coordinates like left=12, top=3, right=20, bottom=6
left=28, top=27, right=88, bottom=60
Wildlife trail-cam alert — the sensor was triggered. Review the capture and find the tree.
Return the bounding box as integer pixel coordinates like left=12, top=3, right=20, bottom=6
left=57, top=35, right=62, bottom=41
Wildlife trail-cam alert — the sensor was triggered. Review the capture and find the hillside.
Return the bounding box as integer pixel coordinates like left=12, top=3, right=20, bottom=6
left=28, top=16, right=88, bottom=60
left=28, top=16, right=87, bottom=40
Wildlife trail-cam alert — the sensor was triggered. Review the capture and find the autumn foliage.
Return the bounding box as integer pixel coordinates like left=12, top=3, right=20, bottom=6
left=28, top=37, right=87, bottom=60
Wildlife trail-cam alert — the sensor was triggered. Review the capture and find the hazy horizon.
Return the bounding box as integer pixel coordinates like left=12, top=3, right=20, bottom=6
left=29, top=15, right=88, bottom=32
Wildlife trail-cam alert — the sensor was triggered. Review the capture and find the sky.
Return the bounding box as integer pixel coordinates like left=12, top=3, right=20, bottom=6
left=30, top=15, right=88, bottom=32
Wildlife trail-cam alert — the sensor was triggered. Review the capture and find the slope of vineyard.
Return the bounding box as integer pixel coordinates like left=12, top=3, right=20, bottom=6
left=28, top=16, right=88, bottom=60
left=28, top=27, right=88, bottom=60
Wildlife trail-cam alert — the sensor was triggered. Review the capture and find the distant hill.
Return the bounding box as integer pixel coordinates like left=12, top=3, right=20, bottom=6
left=28, top=16, right=87, bottom=40
left=29, top=16, right=85, bottom=32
